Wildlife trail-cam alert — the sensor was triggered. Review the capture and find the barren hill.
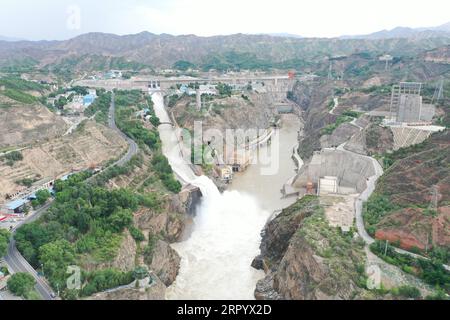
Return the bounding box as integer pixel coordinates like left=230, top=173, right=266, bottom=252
left=0, top=120, right=127, bottom=202
left=0, top=96, right=67, bottom=148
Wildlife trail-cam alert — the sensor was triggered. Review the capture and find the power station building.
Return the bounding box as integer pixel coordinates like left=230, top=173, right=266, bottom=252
left=389, top=82, right=423, bottom=123
left=388, top=82, right=436, bottom=124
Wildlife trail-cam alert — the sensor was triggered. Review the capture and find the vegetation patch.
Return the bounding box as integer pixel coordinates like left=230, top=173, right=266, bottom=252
left=296, top=199, right=368, bottom=292
left=370, top=241, right=450, bottom=293
left=320, top=114, right=354, bottom=136
left=1, top=150, right=24, bottom=166
left=7, top=272, right=39, bottom=300
left=84, top=89, right=111, bottom=124
left=14, top=172, right=139, bottom=297
left=2, top=88, right=37, bottom=104
left=200, top=51, right=311, bottom=71
left=0, top=229, right=11, bottom=257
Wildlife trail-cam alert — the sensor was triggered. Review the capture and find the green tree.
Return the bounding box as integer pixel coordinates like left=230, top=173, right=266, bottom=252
left=35, top=189, right=51, bottom=206
left=150, top=115, right=161, bottom=127
left=2, top=150, right=24, bottom=166
left=108, top=208, right=133, bottom=232
left=217, top=83, right=232, bottom=97
left=129, top=226, right=145, bottom=242
left=393, top=285, right=421, bottom=299
left=173, top=60, right=196, bottom=71
left=426, top=287, right=449, bottom=300
left=39, top=240, right=76, bottom=289
left=7, top=273, right=36, bottom=297
left=133, top=266, right=149, bottom=280
left=55, top=96, right=68, bottom=108
left=0, top=229, right=11, bottom=257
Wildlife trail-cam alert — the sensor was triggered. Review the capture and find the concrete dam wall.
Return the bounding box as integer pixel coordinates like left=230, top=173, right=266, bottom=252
left=292, top=149, right=375, bottom=194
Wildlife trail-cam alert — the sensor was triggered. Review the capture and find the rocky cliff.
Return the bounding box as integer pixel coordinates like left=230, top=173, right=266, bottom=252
left=172, top=93, right=277, bottom=137
left=150, top=240, right=181, bottom=286
left=254, top=196, right=369, bottom=300
left=289, top=80, right=335, bottom=159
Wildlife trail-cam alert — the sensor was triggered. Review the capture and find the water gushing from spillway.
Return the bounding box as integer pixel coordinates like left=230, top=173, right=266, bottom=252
left=151, top=92, right=297, bottom=299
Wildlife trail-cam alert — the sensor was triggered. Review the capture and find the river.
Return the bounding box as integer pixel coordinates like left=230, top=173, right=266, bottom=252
left=151, top=92, right=301, bottom=300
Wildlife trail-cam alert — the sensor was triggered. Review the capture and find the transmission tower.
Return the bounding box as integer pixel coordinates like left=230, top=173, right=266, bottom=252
left=432, top=77, right=444, bottom=104
left=327, top=62, right=333, bottom=81
left=428, top=185, right=440, bottom=210
left=379, top=54, right=393, bottom=71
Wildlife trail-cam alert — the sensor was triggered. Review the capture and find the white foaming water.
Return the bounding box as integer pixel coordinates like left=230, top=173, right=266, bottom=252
left=151, top=92, right=269, bottom=299
left=168, top=176, right=269, bottom=299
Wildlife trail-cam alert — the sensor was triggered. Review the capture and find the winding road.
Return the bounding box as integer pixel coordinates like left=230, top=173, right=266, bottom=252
left=2, top=91, right=139, bottom=300
left=108, top=92, right=139, bottom=167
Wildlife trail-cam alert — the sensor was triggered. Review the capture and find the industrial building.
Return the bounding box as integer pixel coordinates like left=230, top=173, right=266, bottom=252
left=1, top=198, right=28, bottom=214
left=389, top=82, right=436, bottom=124
left=318, top=176, right=339, bottom=195
left=83, top=94, right=96, bottom=107
left=217, top=165, right=233, bottom=183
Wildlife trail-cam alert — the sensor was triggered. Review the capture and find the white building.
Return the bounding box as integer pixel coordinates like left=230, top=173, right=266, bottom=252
left=199, top=84, right=218, bottom=95
left=318, top=176, right=339, bottom=195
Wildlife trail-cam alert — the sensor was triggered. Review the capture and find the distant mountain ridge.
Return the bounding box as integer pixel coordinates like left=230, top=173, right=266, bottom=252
left=1, top=27, right=450, bottom=70
left=341, top=21, right=450, bottom=39
left=0, top=35, right=25, bottom=42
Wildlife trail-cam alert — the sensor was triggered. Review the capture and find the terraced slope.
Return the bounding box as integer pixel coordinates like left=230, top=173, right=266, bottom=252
left=0, top=121, right=127, bottom=202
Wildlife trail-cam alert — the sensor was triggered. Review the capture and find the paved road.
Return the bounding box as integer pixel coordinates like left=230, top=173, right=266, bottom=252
left=4, top=203, right=55, bottom=300
left=2, top=91, right=139, bottom=300
left=108, top=91, right=139, bottom=167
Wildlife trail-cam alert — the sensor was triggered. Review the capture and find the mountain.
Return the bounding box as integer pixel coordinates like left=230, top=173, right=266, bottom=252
left=267, top=33, right=303, bottom=39
left=341, top=22, right=450, bottom=40
left=1, top=31, right=450, bottom=71
left=431, top=21, right=450, bottom=33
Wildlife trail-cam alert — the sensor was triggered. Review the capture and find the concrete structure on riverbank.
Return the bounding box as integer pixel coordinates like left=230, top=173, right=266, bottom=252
left=292, top=149, right=375, bottom=196
left=318, top=176, right=338, bottom=195
left=389, top=124, right=445, bottom=150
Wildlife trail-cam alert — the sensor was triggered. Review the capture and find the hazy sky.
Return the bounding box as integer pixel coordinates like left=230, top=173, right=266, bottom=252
left=1, top=0, right=449, bottom=40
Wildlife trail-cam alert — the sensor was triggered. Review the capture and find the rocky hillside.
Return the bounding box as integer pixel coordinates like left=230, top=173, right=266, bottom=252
left=253, top=196, right=370, bottom=300
left=0, top=77, right=67, bottom=148
left=364, top=130, right=450, bottom=252
left=289, top=80, right=335, bottom=159
left=172, top=92, right=277, bottom=134
left=422, top=45, right=450, bottom=64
